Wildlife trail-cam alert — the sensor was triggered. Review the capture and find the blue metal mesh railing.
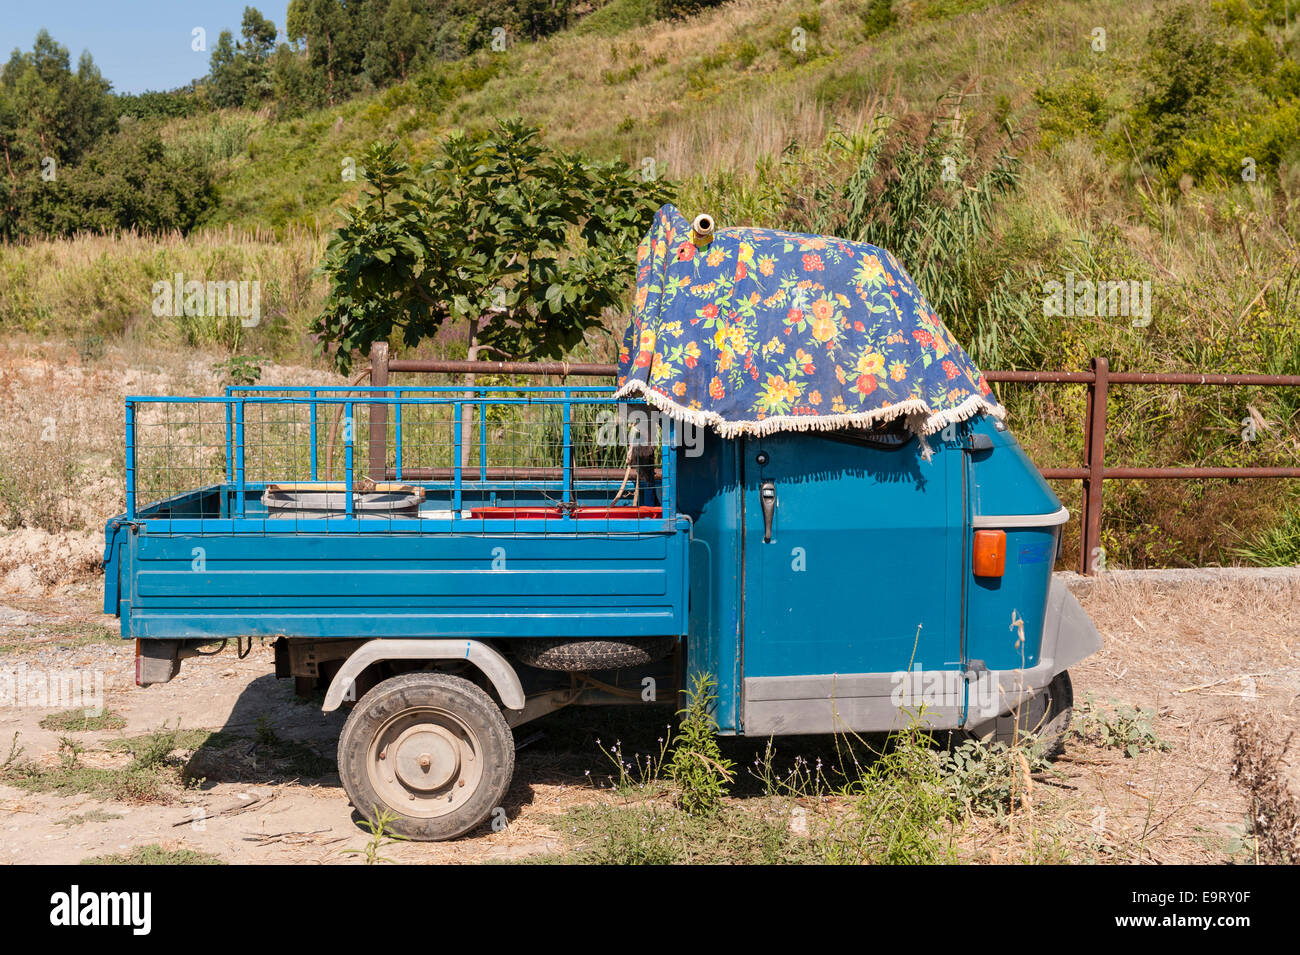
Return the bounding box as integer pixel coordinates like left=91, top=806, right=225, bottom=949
left=123, top=387, right=677, bottom=532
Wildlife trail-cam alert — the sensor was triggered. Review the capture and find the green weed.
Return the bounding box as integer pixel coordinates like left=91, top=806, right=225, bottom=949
left=1076, top=697, right=1170, bottom=757
left=39, top=709, right=127, bottom=733
left=341, top=807, right=408, bottom=865
left=666, top=673, right=736, bottom=816
left=81, top=844, right=225, bottom=865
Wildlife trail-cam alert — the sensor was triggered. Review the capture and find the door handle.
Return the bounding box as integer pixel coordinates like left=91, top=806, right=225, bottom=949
left=760, top=480, right=776, bottom=542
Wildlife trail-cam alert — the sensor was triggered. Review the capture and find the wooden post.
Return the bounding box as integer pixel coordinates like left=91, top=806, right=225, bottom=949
left=1079, top=357, right=1108, bottom=575
left=369, top=342, right=389, bottom=481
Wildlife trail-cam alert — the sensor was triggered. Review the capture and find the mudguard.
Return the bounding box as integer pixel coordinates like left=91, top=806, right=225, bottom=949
left=322, top=639, right=525, bottom=712
left=1040, top=578, right=1103, bottom=677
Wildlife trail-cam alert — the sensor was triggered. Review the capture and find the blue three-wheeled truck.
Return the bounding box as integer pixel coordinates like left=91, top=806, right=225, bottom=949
left=103, top=207, right=1102, bottom=839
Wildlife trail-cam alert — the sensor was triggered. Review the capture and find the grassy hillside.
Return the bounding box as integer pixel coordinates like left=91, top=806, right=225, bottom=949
left=2, top=0, right=1299, bottom=567
left=179, top=0, right=1158, bottom=230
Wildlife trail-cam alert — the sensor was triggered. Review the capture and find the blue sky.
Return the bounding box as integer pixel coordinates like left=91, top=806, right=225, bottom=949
left=2, top=1, right=292, bottom=94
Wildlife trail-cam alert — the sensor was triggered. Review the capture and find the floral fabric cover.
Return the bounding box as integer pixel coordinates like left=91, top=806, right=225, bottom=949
left=615, top=204, right=1003, bottom=438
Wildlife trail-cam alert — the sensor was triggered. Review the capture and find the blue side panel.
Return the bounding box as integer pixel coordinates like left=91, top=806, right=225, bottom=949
left=968, top=418, right=1060, bottom=518
left=677, top=439, right=743, bottom=734
left=122, top=530, right=689, bottom=641
left=964, top=527, right=1058, bottom=671
left=963, top=416, right=1065, bottom=674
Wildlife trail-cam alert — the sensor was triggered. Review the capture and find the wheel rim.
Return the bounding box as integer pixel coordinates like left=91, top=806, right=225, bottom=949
left=366, top=706, right=484, bottom=818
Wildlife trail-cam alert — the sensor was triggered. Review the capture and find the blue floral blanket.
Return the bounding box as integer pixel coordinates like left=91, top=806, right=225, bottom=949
left=615, top=204, right=1002, bottom=437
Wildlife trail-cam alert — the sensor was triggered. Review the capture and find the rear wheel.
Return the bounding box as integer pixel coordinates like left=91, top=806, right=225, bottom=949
left=337, top=672, right=514, bottom=841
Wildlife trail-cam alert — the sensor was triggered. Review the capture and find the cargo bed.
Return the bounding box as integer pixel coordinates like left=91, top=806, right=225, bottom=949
left=105, top=387, right=688, bottom=645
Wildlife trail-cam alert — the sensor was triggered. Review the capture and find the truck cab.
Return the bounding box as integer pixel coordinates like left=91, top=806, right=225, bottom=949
left=680, top=413, right=1096, bottom=743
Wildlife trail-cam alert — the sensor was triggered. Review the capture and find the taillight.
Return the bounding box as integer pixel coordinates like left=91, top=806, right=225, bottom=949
left=972, top=530, right=1006, bottom=577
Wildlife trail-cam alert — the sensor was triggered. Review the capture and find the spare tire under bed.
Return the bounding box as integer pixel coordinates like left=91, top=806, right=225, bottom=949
left=510, top=636, right=677, bottom=672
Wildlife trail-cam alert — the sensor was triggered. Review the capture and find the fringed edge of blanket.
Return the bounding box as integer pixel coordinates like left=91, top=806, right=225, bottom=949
left=612, top=379, right=1005, bottom=441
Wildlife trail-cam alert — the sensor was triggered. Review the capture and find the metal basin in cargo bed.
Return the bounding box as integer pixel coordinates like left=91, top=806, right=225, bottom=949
left=263, top=482, right=424, bottom=518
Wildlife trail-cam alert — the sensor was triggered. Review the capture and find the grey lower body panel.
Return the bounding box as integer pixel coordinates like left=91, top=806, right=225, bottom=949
left=743, top=672, right=962, bottom=736
left=741, top=578, right=1102, bottom=736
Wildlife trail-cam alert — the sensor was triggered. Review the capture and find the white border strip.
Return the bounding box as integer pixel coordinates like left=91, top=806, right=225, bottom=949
left=972, top=505, right=1070, bottom=529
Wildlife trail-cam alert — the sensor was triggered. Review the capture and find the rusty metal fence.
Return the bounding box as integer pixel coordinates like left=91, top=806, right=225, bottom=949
left=369, top=345, right=1300, bottom=575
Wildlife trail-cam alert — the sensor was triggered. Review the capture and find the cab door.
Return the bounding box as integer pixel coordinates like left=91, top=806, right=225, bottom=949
left=738, top=430, right=965, bottom=733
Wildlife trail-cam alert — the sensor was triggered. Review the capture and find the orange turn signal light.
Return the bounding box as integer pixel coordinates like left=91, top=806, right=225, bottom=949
left=972, top=530, right=1006, bottom=577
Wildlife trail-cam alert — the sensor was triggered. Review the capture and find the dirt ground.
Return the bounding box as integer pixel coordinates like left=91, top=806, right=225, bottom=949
left=961, top=568, right=1300, bottom=863
left=0, top=578, right=583, bottom=864
left=0, top=568, right=1296, bottom=865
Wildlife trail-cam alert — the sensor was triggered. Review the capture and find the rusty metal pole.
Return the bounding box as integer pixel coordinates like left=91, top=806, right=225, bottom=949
left=368, top=342, right=389, bottom=481
left=1078, top=368, right=1094, bottom=575
left=384, top=359, right=617, bottom=377
left=1081, top=357, right=1108, bottom=574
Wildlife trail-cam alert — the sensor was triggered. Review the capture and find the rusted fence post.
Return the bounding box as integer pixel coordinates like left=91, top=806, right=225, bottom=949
left=1079, top=356, right=1108, bottom=575
left=369, top=342, right=389, bottom=481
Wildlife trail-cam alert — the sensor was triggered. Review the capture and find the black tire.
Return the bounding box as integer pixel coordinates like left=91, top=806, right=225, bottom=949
left=337, top=672, right=514, bottom=841
left=510, top=635, right=677, bottom=672
left=972, top=670, right=1074, bottom=758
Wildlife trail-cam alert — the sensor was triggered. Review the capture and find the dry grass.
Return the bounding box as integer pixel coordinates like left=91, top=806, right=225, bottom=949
left=0, top=226, right=326, bottom=355
left=643, top=88, right=885, bottom=180
left=0, top=339, right=347, bottom=592
left=1045, top=571, right=1300, bottom=862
